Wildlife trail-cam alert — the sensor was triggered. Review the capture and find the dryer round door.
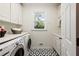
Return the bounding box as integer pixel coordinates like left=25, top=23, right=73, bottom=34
left=10, top=44, right=25, bottom=56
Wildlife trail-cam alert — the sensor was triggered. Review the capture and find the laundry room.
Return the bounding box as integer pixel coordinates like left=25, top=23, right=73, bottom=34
left=0, top=3, right=76, bottom=56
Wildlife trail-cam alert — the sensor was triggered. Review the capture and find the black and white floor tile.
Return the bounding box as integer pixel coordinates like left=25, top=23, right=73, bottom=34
left=26, top=48, right=59, bottom=56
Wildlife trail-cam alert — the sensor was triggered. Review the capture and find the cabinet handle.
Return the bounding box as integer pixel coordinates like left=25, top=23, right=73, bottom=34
left=59, top=37, right=62, bottom=40
left=0, top=49, right=2, bottom=51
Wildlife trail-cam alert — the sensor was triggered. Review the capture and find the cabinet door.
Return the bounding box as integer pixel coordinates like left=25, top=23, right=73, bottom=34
left=11, top=3, right=19, bottom=24
left=61, top=3, right=76, bottom=56
left=61, top=3, right=66, bottom=56
left=52, top=34, right=61, bottom=55
left=0, top=3, right=10, bottom=22
left=52, top=35, right=56, bottom=51
left=55, top=37, right=61, bottom=55
left=18, top=4, right=22, bottom=25
left=11, top=3, right=22, bottom=25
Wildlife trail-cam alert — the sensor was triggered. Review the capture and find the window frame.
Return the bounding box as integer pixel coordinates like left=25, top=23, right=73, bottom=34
left=32, top=11, right=47, bottom=31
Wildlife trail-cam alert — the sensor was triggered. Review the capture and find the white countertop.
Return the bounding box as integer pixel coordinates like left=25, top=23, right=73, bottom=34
left=0, top=32, right=29, bottom=45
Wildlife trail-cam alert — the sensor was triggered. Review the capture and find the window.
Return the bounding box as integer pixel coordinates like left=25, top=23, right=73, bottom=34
left=34, top=12, right=46, bottom=30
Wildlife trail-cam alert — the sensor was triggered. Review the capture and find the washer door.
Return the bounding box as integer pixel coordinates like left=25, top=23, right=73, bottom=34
left=11, top=44, right=24, bottom=56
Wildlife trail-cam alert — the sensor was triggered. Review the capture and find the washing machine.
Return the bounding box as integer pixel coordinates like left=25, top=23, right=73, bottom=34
left=10, top=36, right=26, bottom=56
left=0, top=36, right=27, bottom=56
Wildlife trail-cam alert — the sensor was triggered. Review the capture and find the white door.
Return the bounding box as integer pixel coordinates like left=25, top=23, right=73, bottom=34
left=61, top=3, right=76, bottom=56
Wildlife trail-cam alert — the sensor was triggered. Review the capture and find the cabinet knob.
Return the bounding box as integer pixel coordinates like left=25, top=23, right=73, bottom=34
left=59, top=37, right=62, bottom=39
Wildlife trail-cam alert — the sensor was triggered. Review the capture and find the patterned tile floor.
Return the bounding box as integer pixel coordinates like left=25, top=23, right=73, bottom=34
left=27, top=48, right=59, bottom=56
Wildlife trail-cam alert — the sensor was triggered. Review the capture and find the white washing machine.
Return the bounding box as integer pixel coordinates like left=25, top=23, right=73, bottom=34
left=0, top=35, right=28, bottom=56
left=10, top=36, right=26, bottom=56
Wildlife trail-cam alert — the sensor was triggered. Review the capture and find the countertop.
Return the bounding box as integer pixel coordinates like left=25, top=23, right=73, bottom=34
left=0, top=32, right=29, bottom=45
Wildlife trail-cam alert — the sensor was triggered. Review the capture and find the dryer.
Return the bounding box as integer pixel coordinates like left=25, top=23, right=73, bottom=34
left=22, top=34, right=31, bottom=55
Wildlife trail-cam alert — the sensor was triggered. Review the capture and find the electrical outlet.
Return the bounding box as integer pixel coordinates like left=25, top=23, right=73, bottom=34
left=39, top=43, right=43, bottom=46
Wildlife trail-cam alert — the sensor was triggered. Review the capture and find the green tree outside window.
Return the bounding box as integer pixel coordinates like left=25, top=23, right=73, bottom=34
left=34, top=12, right=45, bottom=29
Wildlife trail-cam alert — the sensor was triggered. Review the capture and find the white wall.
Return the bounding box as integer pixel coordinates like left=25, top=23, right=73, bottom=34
left=22, top=3, right=59, bottom=48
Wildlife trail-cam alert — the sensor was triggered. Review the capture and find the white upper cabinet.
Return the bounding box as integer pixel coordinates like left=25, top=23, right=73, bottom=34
left=0, top=3, right=22, bottom=25
left=0, top=3, right=10, bottom=22
left=11, top=3, right=22, bottom=25
left=18, top=4, right=22, bottom=25
left=11, top=3, right=18, bottom=24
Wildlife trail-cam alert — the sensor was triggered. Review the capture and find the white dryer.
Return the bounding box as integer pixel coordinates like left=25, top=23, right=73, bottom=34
left=22, top=34, right=31, bottom=55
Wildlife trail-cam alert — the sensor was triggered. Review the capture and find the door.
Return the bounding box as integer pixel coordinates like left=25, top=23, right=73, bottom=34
left=61, top=3, right=76, bottom=56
